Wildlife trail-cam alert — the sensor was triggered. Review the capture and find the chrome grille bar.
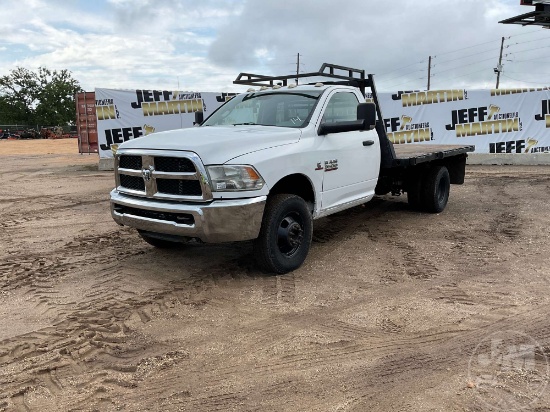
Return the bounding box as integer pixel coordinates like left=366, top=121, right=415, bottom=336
left=114, top=149, right=213, bottom=202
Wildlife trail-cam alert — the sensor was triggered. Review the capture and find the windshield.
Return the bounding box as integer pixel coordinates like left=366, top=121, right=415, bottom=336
left=202, top=90, right=323, bottom=128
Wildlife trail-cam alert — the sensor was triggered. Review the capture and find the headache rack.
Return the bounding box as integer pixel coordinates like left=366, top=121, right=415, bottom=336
left=234, top=63, right=382, bottom=111
left=234, top=62, right=396, bottom=167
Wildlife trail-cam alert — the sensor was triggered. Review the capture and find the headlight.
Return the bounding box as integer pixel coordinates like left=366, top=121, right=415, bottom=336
left=207, top=165, right=265, bottom=191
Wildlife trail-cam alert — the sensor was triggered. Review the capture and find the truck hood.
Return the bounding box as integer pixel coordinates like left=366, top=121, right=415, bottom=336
left=118, top=126, right=301, bottom=165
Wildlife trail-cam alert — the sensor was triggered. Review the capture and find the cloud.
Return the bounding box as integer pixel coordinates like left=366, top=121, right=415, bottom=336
left=208, top=0, right=539, bottom=90
left=0, top=0, right=546, bottom=93
left=0, top=0, right=239, bottom=91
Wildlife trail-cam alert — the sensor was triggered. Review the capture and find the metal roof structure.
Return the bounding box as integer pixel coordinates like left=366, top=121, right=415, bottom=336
left=500, top=1, right=550, bottom=28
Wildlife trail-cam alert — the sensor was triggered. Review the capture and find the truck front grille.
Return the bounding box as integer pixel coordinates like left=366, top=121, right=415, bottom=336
left=154, top=157, right=195, bottom=173
left=120, top=175, right=145, bottom=192
left=156, top=179, right=202, bottom=196
left=115, top=151, right=211, bottom=202
left=119, top=155, right=142, bottom=170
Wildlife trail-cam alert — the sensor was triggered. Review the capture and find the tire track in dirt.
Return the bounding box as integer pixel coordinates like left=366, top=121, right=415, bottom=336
left=342, top=307, right=550, bottom=411
left=20, top=175, right=536, bottom=410
left=3, top=228, right=140, bottom=281
left=0, top=227, right=159, bottom=409
left=0, top=197, right=107, bottom=229
left=2, top=160, right=550, bottom=411
left=0, top=242, right=267, bottom=410
left=0, top=250, right=280, bottom=409
left=261, top=273, right=296, bottom=305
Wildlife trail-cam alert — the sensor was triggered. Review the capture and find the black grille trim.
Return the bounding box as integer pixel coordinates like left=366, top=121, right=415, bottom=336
left=120, top=175, right=145, bottom=192
left=154, top=157, right=195, bottom=173
left=113, top=204, right=195, bottom=225
left=156, top=179, right=202, bottom=196
left=119, top=155, right=142, bottom=170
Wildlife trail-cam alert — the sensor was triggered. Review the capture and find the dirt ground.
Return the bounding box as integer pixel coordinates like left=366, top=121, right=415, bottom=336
left=1, top=139, right=550, bottom=411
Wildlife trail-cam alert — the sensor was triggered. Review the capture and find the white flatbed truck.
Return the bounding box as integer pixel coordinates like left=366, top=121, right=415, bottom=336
left=110, top=63, right=474, bottom=273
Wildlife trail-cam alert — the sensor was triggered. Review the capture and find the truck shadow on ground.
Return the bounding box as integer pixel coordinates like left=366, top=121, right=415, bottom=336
left=132, top=195, right=415, bottom=283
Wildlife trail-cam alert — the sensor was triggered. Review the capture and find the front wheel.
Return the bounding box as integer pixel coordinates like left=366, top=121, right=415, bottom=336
left=254, top=194, right=313, bottom=274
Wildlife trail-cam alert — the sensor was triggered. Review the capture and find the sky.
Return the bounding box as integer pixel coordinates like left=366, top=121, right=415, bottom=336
left=0, top=0, right=549, bottom=93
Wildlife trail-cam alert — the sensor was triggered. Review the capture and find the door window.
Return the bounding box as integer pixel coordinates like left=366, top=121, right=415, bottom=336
left=321, top=92, right=359, bottom=124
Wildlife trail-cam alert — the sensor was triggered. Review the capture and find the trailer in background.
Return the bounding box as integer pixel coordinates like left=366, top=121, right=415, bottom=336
left=75, top=92, right=98, bottom=154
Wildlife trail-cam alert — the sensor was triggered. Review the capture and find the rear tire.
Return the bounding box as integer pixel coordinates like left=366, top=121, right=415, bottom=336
left=420, top=165, right=450, bottom=213
left=253, top=194, right=313, bottom=274
left=138, top=231, right=183, bottom=249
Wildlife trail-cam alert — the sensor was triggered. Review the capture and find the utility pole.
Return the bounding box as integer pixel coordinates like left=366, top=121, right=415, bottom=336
left=296, top=53, right=300, bottom=85
left=427, top=56, right=432, bottom=91
left=495, top=37, right=505, bottom=89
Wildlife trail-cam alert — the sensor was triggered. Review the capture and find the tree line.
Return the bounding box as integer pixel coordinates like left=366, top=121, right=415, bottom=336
left=0, top=67, right=82, bottom=126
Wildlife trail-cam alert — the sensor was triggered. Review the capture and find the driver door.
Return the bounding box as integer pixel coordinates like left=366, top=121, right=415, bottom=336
left=316, top=91, right=380, bottom=212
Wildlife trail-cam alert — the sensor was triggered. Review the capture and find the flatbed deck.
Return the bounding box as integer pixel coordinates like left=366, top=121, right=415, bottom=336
left=391, top=144, right=475, bottom=167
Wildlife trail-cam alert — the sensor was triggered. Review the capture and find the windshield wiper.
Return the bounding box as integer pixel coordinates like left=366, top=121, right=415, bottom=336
left=232, top=122, right=257, bottom=126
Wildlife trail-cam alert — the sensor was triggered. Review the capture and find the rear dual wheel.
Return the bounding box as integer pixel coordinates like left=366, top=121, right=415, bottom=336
left=407, top=165, right=450, bottom=213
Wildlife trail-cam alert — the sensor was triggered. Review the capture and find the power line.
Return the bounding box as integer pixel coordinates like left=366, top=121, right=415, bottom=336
left=432, top=47, right=503, bottom=67
left=378, top=68, right=424, bottom=84
left=505, top=43, right=550, bottom=57
left=446, top=66, right=495, bottom=81
left=432, top=55, right=499, bottom=76
left=507, top=28, right=546, bottom=38
left=432, top=38, right=501, bottom=58
left=382, top=76, right=427, bottom=91
left=507, top=35, right=550, bottom=48
left=501, top=73, right=548, bottom=85
left=424, top=28, right=542, bottom=60
left=507, top=55, right=550, bottom=63
left=506, top=71, right=550, bottom=76
left=379, top=60, right=427, bottom=77
left=429, top=64, right=496, bottom=89
left=372, top=29, right=547, bottom=91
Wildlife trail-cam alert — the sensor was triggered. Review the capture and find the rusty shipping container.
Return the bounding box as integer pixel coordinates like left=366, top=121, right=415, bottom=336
left=75, top=92, right=98, bottom=154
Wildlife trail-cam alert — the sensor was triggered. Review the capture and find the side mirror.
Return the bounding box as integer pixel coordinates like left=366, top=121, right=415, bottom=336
left=318, top=102, right=377, bottom=135
left=194, top=111, right=204, bottom=126
left=357, top=103, right=376, bottom=130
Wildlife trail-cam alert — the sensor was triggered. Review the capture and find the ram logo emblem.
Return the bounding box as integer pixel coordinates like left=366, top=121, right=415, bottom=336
left=142, top=166, right=154, bottom=182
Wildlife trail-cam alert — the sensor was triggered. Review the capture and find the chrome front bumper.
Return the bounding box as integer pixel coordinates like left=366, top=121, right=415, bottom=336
left=110, top=190, right=266, bottom=243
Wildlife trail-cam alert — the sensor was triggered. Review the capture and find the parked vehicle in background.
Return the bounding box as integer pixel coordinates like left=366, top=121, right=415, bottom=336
left=0, top=129, right=20, bottom=139
left=109, top=63, right=474, bottom=274
left=19, top=129, right=40, bottom=139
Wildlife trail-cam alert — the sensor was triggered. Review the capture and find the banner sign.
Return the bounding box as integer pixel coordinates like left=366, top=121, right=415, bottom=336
left=372, top=88, right=550, bottom=154
left=95, top=88, right=234, bottom=159
left=96, top=87, right=550, bottom=158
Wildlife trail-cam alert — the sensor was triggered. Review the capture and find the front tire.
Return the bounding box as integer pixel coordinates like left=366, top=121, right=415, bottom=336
left=254, top=194, right=313, bottom=274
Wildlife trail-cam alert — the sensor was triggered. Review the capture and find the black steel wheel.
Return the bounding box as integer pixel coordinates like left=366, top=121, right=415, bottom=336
left=254, top=194, right=313, bottom=274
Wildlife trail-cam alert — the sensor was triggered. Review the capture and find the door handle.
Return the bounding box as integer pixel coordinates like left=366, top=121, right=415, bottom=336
left=363, top=140, right=375, bottom=146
